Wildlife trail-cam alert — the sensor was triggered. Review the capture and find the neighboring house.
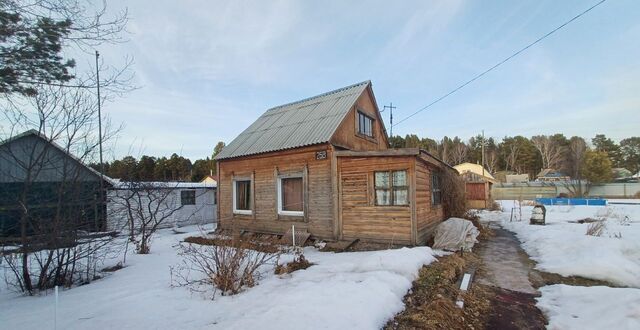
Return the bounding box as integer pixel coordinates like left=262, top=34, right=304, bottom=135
left=453, top=162, right=497, bottom=209
left=200, top=174, right=218, bottom=185
left=536, top=169, right=570, bottom=182
left=106, top=181, right=217, bottom=232
left=214, top=81, right=456, bottom=245
left=0, top=130, right=110, bottom=236
left=505, top=174, right=530, bottom=184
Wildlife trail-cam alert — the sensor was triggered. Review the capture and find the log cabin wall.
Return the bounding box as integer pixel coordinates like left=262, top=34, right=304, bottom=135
left=217, top=144, right=334, bottom=239
left=337, top=155, right=415, bottom=244
left=415, top=159, right=445, bottom=244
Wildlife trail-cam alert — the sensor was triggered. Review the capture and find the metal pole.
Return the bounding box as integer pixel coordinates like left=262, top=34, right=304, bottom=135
left=54, top=285, right=58, bottom=330
left=95, top=51, right=105, bottom=231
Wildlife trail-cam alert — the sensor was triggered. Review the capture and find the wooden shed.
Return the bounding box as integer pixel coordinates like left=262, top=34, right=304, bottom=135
left=215, top=81, right=455, bottom=245
left=453, top=162, right=496, bottom=209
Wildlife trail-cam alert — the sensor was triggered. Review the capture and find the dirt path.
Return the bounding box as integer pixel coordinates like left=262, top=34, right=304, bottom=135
left=475, top=222, right=547, bottom=329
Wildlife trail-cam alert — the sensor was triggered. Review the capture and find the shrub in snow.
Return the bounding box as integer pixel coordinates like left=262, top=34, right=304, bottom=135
left=274, top=253, right=312, bottom=275
left=171, top=238, right=281, bottom=297
left=585, top=221, right=606, bottom=237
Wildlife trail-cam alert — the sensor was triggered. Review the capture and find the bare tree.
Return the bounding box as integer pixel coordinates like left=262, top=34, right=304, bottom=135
left=505, top=143, right=520, bottom=172
left=0, top=86, right=121, bottom=294
left=532, top=135, right=565, bottom=170
left=485, top=149, right=498, bottom=174
left=449, top=142, right=468, bottom=165
left=564, top=137, right=588, bottom=197
left=108, top=182, right=207, bottom=254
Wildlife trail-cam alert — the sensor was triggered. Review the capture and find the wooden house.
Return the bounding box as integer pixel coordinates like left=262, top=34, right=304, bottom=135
left=214, top=81, right=455, bottom=245
left=453, top=162, right=496, bottom=209
left=0, top=130, right=111, bottom=236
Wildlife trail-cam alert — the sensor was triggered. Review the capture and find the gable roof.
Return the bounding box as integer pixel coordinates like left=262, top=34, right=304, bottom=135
left=0, top=129, right=113, bottom=184
left=215, top=81, right=371, bottom=160
left=453, top=162, right=496, bottom=182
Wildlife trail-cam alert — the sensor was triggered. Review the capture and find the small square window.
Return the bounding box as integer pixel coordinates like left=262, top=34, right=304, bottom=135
left=375, top=170, right=408, bottom=206
left=180, top=190, right=196, bottom=206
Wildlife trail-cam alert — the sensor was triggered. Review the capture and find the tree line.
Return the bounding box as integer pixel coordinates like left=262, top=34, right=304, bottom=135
left=390, top=133, right=639, bottom=181
left=93, top=142, right=226, bottom=182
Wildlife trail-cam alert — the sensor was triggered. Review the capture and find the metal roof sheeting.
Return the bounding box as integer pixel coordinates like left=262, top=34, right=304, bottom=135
left=215, top=81, right=370, bottom=160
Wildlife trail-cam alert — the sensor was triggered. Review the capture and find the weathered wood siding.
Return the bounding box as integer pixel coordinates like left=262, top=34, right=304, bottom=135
left=217, top=144, right=334, bottom=239
left=338, top=156, right=414, bottom=244
left=415, top=159, right=445, bottom=244
left=330, top=88, right=389, bottom=151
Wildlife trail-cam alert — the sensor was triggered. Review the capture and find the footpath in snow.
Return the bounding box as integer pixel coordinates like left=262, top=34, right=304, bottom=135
left=0, top=226, right=437, bottom=329
left=478, top=201, right=640, bottom=330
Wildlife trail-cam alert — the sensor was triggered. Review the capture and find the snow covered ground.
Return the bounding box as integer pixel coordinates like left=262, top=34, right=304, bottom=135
left=0, top=226, right=437, bottom=329
left=538, top=285, right=640, bottom=330
left=478, top=201, right=640, bottom=329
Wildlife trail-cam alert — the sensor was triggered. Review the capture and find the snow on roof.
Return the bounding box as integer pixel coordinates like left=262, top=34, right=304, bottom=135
left=110, top=181, right=216, bottom=190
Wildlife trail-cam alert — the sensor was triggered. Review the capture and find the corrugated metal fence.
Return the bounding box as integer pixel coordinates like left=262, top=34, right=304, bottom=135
left=492, top=182, right=640, bottom=199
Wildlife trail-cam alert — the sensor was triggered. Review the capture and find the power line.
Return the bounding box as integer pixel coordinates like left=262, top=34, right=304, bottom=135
left=392, top=0, right=608, bottom=128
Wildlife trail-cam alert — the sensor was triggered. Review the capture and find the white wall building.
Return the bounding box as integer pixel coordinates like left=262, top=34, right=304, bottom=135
left=106, top=181, right=217, bottom=232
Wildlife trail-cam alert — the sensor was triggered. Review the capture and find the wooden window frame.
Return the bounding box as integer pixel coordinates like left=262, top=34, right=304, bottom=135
left=277, top=173, right=304, bottom=217
left=431, top=173, right=442, bottom=206
left=233, top=178, right=253, bottom=215
left=374, top=170, right=409, bottom=206
left=180, top=190, right=196, bottom=206
left=356, top=110, right=375, bottom=139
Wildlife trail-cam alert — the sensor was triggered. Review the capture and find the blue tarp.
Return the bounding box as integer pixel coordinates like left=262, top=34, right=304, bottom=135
left=535, top=198, right=607, bottom=206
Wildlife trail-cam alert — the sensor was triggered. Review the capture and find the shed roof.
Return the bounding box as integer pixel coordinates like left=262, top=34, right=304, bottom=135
left=453, top=162, right=496, bottom=182
left=215, top=81, right=371, bottom=160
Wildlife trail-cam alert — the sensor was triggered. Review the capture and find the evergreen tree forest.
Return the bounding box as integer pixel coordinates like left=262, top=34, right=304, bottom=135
left=96, top=134, right=638, bottom=183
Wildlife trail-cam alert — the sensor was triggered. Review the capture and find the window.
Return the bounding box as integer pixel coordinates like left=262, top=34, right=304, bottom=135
left=357, top=111, right=374, bottom=137
left=431, top=173, right=442, bottom=205
left=233, top=180, right=252, bottom=214
left=181, top=190, right=196, bottom=205
left=278, top=176, right=304, bottom=216
left=375, top=170, right=409, bottom=206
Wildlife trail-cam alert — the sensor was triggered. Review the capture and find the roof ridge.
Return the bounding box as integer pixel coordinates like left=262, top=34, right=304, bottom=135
left=266, top=80, right=370, bottom=111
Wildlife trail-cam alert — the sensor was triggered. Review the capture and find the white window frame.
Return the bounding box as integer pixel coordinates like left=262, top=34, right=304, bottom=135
left=277, top=175, right=304, bottom=217
left=233, top=179, right=252, bottom=215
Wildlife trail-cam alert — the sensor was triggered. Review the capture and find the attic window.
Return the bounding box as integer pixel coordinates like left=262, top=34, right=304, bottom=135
left=357, top=111, right=374, bottom=137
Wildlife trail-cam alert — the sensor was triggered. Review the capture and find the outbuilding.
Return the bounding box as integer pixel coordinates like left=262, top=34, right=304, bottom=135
left=453, top=162, right=496, bottom=209
left=214, top=81, right=456, bottom=245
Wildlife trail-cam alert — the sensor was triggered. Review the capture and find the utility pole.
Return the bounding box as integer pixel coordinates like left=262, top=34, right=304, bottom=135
left=481, top=129, right=487, bottom=209
left=382, top=103, right=396, bottom=137
left=95, top=50, right=105, bottom=230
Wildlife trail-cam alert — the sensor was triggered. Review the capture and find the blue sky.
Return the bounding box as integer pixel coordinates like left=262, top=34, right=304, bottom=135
left=95, top=0, right=639, bottom=160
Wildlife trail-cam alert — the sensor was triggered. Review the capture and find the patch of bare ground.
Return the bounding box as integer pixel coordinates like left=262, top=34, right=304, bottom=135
left=385, top=252, right=493, bottom=330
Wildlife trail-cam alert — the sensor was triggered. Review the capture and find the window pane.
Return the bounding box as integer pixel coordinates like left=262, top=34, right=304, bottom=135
left=236, top=181, right=251, bottom=210
left=376, top=189, right=391, bottom=205
left=181, top=190, right=196, bottom=205
left=393, top=171, right=407, bottom=186
left=393, top=188, right=408, bottom=205
left=282, top=177, right=303, bottom=212
left=375, top=172, right=390, bottom=188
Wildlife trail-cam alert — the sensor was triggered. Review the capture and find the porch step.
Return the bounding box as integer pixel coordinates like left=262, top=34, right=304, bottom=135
left=322, top=239, right=359, bottom=252
left=279, top=228, right=311, bottom=247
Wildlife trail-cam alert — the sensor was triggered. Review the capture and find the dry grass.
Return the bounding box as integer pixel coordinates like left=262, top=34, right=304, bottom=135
left=585, top=221, right=606, bottom=237
left=183, top=235, right=280, bottom=253
left=385, top=252, right=492, bottom=330
left=275, top=254, right=312, bottom=275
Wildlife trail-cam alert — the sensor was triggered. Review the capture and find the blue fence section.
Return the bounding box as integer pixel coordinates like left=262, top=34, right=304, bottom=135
left=535, top=198, right=607, bottom=206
